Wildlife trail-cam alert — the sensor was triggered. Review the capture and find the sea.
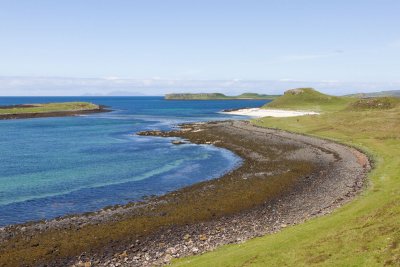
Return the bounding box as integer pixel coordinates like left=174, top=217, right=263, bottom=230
left=0, top=96, right=270, bottom=226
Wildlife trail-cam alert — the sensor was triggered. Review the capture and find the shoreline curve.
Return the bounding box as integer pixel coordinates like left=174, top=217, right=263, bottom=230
left=0, top=120, right=370, bottom=267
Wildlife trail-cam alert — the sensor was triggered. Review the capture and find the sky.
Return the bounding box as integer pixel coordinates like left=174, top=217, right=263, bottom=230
left=0, top=0, right=399, bottom=96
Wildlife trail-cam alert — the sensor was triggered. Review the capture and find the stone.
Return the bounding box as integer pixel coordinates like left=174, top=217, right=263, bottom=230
left=165, top=247, right=176, bottom=255
left=172, top=140, right=186, bottom=145
left=119, top=251, right=128, bottom=258
left=164, top=254, right=173, bottom=263
left=76, top=262, right=91, bottom=267
left=199, top=234, right=207, bottom=241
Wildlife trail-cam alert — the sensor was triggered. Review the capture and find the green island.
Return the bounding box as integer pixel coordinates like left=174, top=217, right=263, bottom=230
left=173, top=88, right=400, bottom=266
left=165, top=92, right=279, bottom=100
left=0, top=102, right=106, bottom=120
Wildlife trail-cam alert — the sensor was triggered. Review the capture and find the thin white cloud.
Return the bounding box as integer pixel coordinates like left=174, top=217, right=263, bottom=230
left=102, top=76, right=122, bottom=81
left=279, top=50, right=343, bottom=62
left=280, top=54, right=331, bottom=61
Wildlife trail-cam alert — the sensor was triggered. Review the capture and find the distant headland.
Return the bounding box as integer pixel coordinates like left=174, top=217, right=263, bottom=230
left=165, top=92, right=280, bottom=100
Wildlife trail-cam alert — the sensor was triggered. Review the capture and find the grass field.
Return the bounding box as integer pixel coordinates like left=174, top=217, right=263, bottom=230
left=0, top=102, right=100, bottom=115
left=173, top=89, right=400, bottom=266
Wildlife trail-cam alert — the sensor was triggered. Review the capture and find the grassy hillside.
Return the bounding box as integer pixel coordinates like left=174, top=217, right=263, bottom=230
left=173, top=91, right=400, bottom=266
left=0, top=102, right=100, bottom=115
left=347, top=97, right=400, bottom=111
left=264, top=88, right=355, bottom=112
left=165, top=93, right=278, bottom=100
left=348, top=90, right=400, bottom=98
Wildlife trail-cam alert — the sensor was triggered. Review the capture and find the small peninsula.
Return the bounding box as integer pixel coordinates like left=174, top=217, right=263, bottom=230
left=165, top=92, right=279, bottom=100
left=0, top=102, right=109, bottom=120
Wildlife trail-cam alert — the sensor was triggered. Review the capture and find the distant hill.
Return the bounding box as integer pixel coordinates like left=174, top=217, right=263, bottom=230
left=347, top=90, right=400, bottom=98
left=165, top=92, right=279, bottom=100
left=106, top=91, right=147, bottom=96
left=264, top=88, right=355, bottom=112
left=81, top=91, right=147, bottom=96
left=236, top=93, right=279, bottom=99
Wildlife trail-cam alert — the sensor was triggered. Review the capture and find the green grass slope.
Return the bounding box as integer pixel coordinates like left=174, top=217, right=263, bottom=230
left=173, top=91, right=400, bottom=266
left=264, top=88, right=355, bottom=112
left=347, top=97, right=400, bottom=111
left=0, top=102, right=100, bottom=115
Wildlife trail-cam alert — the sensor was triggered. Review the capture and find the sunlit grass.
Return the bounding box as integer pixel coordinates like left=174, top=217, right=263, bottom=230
left=263, top=88, right=356, bottom=112
left=0, top=102, right=99, bottom=115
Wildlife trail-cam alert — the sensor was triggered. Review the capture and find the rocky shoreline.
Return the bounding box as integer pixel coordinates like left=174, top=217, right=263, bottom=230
left=0, top=120, right=370, bottom=267
left=0, top=105, right=110, bottom=120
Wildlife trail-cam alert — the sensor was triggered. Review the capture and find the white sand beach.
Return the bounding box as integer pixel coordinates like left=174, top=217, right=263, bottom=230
left=221, top=108, right=319, bottom=118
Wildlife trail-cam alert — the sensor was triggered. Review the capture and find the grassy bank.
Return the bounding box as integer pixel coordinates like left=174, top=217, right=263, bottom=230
left=0, top=102, right=100, bottom=115
left=173, top=90, right=400, bottom=266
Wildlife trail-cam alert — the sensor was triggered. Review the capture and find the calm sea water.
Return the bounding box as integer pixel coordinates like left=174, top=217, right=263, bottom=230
left=0, top=97, right=269, bottom=226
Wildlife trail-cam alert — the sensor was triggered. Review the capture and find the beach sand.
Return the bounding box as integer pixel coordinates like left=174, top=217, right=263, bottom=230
left=221, top=108, right=319, bottom=117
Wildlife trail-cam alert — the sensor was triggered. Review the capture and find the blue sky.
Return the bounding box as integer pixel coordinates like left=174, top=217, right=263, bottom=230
left=0, top=0, right=399, bottom=95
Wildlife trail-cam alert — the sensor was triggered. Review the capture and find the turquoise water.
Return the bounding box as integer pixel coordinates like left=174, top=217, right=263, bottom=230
left=0, top=97, right=269, bottom=226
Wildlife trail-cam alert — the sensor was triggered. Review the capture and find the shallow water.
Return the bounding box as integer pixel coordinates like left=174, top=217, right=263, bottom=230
left=0, top=97, right=269, bottom=226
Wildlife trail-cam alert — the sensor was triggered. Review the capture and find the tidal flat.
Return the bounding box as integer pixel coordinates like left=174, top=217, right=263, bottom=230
left=0, top=120, right=369, bottom=266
